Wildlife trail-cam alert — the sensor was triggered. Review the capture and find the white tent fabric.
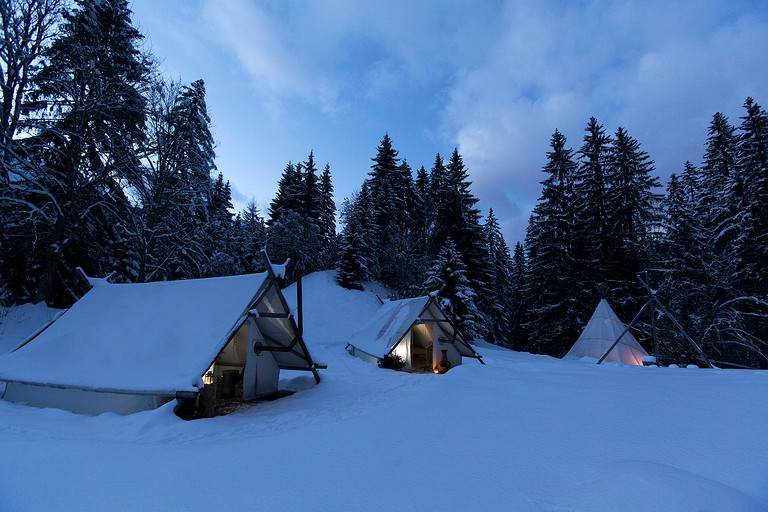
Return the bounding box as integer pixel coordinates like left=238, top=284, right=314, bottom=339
left=0, top=273, right=269, bottom=395
left=346, top=295, right=481, bottom=367
left=564, top=299, right=649, bottom=365
left=347, top=297, right=430, bottom=357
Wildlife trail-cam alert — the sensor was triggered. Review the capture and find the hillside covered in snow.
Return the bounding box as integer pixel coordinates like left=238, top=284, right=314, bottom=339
left=0, top=271, right=766, bottom=511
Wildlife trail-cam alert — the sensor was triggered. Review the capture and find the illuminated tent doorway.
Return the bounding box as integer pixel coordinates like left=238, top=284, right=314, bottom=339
left=345, top=295, right=483, bottom=372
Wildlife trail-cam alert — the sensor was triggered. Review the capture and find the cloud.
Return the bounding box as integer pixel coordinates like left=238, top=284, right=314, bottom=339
left=165, top=0, right=767, bottom=246
left=439, top=0, right=768, bottom=243
left=202, top=0, right=340, bottom=114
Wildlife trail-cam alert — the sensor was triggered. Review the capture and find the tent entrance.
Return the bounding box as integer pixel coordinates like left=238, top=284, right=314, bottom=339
left=409, top=323, right=434, bottom=372
left=207, top=319, right=281, bottom=404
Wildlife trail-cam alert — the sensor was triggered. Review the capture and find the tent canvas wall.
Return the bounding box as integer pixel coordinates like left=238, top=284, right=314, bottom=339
left=0, top=263, right=320, bottom=415
left=346, top=296, right=483, bottom=372
left=563, top=299, right=649, bottom=365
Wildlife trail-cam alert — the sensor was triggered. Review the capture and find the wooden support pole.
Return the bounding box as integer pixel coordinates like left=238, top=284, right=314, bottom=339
left=597, top=300, right=654, bottom=365
left=297, top=275, right=303, bottom=337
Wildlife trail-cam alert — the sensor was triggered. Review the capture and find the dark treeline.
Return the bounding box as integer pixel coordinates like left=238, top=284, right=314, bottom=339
left=520, top=106, right=768, bottom=368
left=1, top=1, right=765, bottom=366
left=335, top=134, right=510, bottom=342
left=0, top=0, right=276, bottom=306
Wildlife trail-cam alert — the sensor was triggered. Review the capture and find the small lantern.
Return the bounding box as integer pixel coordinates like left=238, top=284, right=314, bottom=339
left=203, top=370, right=215, bottom=386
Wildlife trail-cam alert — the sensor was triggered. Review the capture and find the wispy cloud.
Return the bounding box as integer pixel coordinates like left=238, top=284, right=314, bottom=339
left=148, top=0, right=768, bottom=243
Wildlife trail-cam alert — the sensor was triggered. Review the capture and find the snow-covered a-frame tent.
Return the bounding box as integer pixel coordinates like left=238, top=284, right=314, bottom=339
left=0, top=263, right=322, bottom=415
left=345, top=295, right=483, bottom=372
left=563, top=299, right=649, bottom=365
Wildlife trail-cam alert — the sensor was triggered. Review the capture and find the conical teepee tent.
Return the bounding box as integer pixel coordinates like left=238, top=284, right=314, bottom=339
left=564, top=299, right=648, bottom=365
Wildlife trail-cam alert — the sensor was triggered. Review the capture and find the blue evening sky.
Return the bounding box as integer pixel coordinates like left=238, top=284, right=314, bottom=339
left=130, top=0, right=768, bottom=244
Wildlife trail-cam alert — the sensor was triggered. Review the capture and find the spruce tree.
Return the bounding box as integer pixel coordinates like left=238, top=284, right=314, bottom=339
left=237, top=200, right=266, bottom=273
left=11, top=0, right=150, bottom=304
left=604, top=126, right=662, bottom=310
left=164, top=79, right=217, bottom=279
left=319, top=163, right=336, bottom=248
left=658, top=165, right=709, bottom=357
left=424, top=238, right=486, bottom=341
left=268, top=162, right=300, bottom=226
left=434, top=149, right=486, bottom=290
left=572, top=117, right=612, bottom=296
left=523, top=129, right=581, bottom=355
left=336, top=188, right=373, bottom=289
left=729, top=98, right=768, bottom=364
left=480, top=209, right=514, bottom=346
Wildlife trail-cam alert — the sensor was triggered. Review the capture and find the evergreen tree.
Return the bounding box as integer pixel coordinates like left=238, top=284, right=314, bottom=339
left=346, top=134, right=423, bottom=294
left=728, top=98, right=768, bottom=364
left=658, top=165, right=709, bottom=357
left=164, top=79, right=216, bottom=279
left=268, top=162, right=300, bottom=226
left=480, top=209, right=514, bottom=346
left=336, top=186, right=374, bottom=289
left=8, top=0, right=150, bottom=304
left=604, top=126, right=662, bottom=308
left=509, top=242, right=527, bottom=350
left=433, top=149, right=486, bottom=292
left=301, top=150, right=320, bottom=222
left=523, top=129, right=581, bottom=355
left=205, top=172, right=236, bottom=276
left=236, top=200, right=266, bottom=273
left=267, top=210, right=321, bottom=283
left=318, top=163, right=336, bottom=248
left=424, top=238, right=486, bottom=341
left=413, top=165, right=432, bottom=247
left=572, top=117, right=612, bottom=295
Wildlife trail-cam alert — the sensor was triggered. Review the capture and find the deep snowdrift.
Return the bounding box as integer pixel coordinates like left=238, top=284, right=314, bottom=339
left=0, top=270, right=766, bottom=511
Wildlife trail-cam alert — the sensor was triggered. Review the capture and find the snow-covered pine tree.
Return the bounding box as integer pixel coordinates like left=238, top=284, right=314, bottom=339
left=336, top=186, right=374, bottom=289
left=728, top=98, right=768, bottom=365
left=9, top=0, right=150, bottom=304
left=336, top=193, right=370, bottom=291
left=509, top=241, right=527, bottom=350
left=266, top=210, right=322, bottom=283
left=604, top=126, right=662, bottom=311
left=695, top=111, right=744, bottom=360
left=413, top=165, right=432, bottom=245
left=164, top=79, right=217, bottom=279
left=236, top=200, right=266, bottom=273
left=205, top=172, right=237, bottom=276
left=523, top=129, right=581, bottom=356
left=658, top=165, right=710, bottom=358
left=268, top=162, right=300, bottom=226
left=480, top=208, right=514, bottom=346
left=432, top=149, right=486, bottom=296
left=424, top=238, right=486, bottom=341
left=572, top=117, right=612, bottom=301
left=319, top=163, right=337, bottom=249
left=301, top=150, right=320, bottom=223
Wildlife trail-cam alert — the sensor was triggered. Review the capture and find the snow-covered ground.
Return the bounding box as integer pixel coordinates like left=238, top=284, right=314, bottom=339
left=1, top=271, right=766, bottom=511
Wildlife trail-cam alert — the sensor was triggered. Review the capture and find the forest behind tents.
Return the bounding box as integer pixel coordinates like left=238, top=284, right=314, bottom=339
left=0, top=0, right=766, bottom=367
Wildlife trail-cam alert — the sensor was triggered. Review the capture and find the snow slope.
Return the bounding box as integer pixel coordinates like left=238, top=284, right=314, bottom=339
left=0, top=303, right=62, bottom=354
left=0, top=270, right=766, bottom=511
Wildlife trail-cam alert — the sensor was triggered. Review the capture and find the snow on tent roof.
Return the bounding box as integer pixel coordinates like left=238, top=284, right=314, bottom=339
left=346, top=296, right=431, bottom=357
left=0, top=273, right=270, bottom=394
left=564, top=299, right=648, bottom=365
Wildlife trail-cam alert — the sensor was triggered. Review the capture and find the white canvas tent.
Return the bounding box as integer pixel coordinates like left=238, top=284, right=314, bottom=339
left=0, top=263, right=321, bottom=415
left=563, top=299, right=649, bottom=365
left=346, top=295, right=483, bottom=372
